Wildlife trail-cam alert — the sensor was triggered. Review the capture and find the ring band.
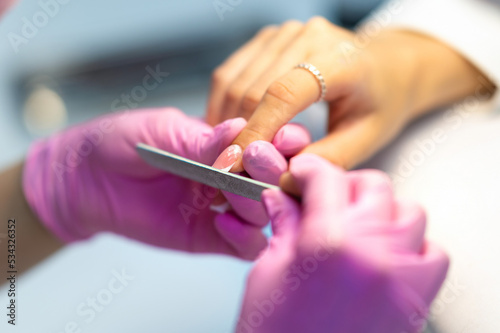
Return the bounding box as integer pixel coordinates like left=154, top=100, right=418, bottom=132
left=295, top=63, right=326, bottom=102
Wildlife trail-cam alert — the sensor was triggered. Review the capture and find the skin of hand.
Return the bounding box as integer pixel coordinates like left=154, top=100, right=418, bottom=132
left=0, top=163, right=63, bottom=276
left=20, top=108, right=310, bottom=266
left=207, top=17, right=495, bottom=178
left=236, top=151, right=450, bottom=333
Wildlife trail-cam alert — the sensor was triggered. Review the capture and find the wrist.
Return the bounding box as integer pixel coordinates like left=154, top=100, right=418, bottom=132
left=367, top=29, right=495, bottom=119
left=362, top=30, right=420, bottom=121
left=0, top=162, right=63, bottom=274
left=23, top=138, right=95, bottom=243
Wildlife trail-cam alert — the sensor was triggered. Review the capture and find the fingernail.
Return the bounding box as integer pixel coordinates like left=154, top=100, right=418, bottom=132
left=210, top=202, right=231, bottom=214
left=212, top=144, right=242, bottom=172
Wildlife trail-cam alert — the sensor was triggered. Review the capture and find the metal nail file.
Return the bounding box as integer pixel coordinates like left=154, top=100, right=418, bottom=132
left=136, top=143, right=280, bottom=201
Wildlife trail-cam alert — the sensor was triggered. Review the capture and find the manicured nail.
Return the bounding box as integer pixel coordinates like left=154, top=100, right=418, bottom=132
left=212, top=144, right=242, bottom=172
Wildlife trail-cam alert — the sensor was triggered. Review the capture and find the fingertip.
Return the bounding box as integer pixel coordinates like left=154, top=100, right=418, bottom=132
left=160, top=106, right=185, bottom=115
left=348, top=169, right=393, bottom=191
left=205, top=106, right=220, bottom=127
left=278, top=172, right=302, bottom=199
left=290, top=152, right=336, bottom=169
left=214, top=117, right=247, bottom=137
left=243, top=141, right=286, bottom=184
left=399, top=241, right=450, bottom=307
left=386, top=200, right=426, bottom=252
left=261, top=188, right=284, bottom=216
left=261, top=188, right=301, bottom=238
left=205, top=118, right=246, bottom=164
left=272, top=123, right=312, bottom=156
left=224, top=190, right=268, bottom=227
left=289, top=153, right=344, bottom=184
left=423, top=241, right=450, bottom=271
left=213, top=144, right=243, bottom=171
left=243, top=140, right=275, bottom=159
left=394, top=200, right=426, bottom=227
left=229, top=157, right=245, bottom=173
left=288, top=153, right=350, bottom=218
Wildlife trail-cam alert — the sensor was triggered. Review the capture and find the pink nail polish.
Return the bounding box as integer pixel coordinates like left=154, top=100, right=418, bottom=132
left=212, top=144, right=242, bottom=172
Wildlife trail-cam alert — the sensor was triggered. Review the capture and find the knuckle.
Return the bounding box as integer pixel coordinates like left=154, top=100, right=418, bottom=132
left=240, top=125, right=268, bottom=143
left=328, top=152, right=350, bottom=170
left=400, top=200, right=426, bottom=222
left=211, top=68, right=228, bottom=87
left=307, top=16, right=329, bottom=30
left=266, top=80, right=297, bottom=106
left=282, top=20, right=303, bottom=31
left=258, top=25, right=278, bottom=37
left=240, top=91, right=262, bottom=113
left=226, top=86, right=245, bottom=104
left=360, top=169, right=393, bottom=186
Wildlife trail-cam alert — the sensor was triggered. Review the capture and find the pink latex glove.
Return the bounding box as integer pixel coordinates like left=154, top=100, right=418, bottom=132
left=0, top=0, right=15, bottom=17
left=237, top=152, right=449, bottom=333
left=23, top=108, right=309, bottom=259
left=221, top=127, right=310, bottom=227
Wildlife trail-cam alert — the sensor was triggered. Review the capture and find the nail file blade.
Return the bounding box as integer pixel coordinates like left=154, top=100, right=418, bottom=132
left=136, top=143, right=280, bottom=201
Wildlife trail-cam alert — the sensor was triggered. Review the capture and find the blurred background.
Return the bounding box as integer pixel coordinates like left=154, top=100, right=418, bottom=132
left=4, top=1, right=500, bottom=332
left=0, top=1, right=384, bottom=332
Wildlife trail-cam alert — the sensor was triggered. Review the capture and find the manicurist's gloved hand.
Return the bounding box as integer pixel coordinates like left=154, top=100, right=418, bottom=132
left=22, top=108, right=309, bottom=260
left=237, top=152, right=449, bottom=333
left=221, top=124, right=310, bottom=226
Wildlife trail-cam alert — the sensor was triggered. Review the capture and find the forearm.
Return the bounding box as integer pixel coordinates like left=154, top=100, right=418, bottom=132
left=369, top=29, right=496, bottom=118
left=0, top=162, right=63, bottom=280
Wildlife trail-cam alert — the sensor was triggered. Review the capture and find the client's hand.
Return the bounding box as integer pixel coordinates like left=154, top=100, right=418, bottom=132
left=22, top=108, right=309, bottom=260
left=207, top=18, right=491, bottom=174
left=237, top=152, right=449, bottom=332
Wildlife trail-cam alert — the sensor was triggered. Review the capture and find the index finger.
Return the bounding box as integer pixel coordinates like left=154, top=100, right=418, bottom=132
left=229, top=62, right=327, bottom=172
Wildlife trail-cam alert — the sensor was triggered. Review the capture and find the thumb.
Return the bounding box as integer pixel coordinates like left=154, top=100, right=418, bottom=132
left=261, top=189, right=301, bottom=249
left=288, top=153, right=349, bottom=238
left=222, top=140, right=288, bottom=227
left=390, top=241, right=450, bottom=308
left=195, top=117, right=247, bottom=164
left=272, top=123, right=312, bottom=157
left=301, top=113, right=390, bottom=170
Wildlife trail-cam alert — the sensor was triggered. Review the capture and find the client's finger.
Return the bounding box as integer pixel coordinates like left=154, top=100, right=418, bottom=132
left=224, top=141, right=287, bottom=226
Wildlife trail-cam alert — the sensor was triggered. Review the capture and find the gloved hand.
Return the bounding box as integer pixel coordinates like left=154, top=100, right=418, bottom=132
left=237, top=152, right=449, bottom=332
left=220, top=130, right=309, bottom=227
left=0, top=0, right=15, bottom=17
left=23, top=108, right=310, bottom=259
